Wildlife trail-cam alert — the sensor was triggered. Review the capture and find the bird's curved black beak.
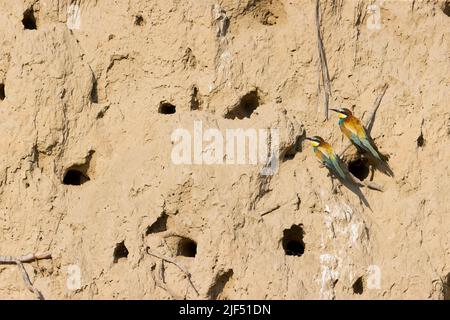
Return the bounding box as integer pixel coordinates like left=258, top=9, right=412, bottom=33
left=305, top=137, right=313, bottom=141
left=330, top=108, right=340, bottom=113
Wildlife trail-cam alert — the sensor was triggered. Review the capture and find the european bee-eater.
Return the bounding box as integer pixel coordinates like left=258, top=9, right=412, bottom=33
left=330, top=107, right=393, bottom=176
left=306, top=136, right=370, bottom=207
left=305, top=136, right=349, bottom=181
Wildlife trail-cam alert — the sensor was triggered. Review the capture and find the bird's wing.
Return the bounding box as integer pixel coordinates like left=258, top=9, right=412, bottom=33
left=314, top=147, right=325, bottom=162
left=361, top=135, right=383, bottom=160
left=346, top=117, right=386, bottom=162
left=318, top=144, right=347, bottom=180
left=334, top=155, right=350, bottom=180
left=343, top=116, right=370, bottom=150
left=349, top=116, right=367, bottom=138
left=329, top=155, right=347, bottom=180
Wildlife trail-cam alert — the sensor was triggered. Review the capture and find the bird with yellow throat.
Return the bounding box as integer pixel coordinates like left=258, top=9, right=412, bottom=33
left=305, top=136, right=350, bottom=182
left=305, top=136, right=370, bottom=206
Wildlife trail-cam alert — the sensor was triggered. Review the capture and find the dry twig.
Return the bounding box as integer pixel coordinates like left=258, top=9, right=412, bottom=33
left=146, top=248, right=199, bottom=297
left=150, top=262, right=183, bottom=300
left=260, top=204, right=281, bottom=217
left=0, top=251, right=52, bottom=300
left=0, top=252, right=51, bottom=264
left=363, top=181, right=384, bottom=191
left=316, top=0, right=332, bottom=120
left=16, top=261, right=44, bottom=300
left=365, top=83, right=389, bottom=133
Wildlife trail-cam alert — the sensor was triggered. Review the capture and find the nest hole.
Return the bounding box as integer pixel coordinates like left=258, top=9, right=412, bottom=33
left=348, top=158, right=370, bottom=181
left=177, top=237, right=197, bottom=258
left=190, top=86, right=201, bottom=111
left=353, top=276, right=364, bottom=295
left=283, top=134, right=304, bottom=161
left=22, top=8, right=37, bottom=30
left=113, top=241, right=129, bottom=263
left=63, top=166, right=90, bottom=186
left=146, top=213, right=168, bottom=235
left=417, top=133, right=425, bottom=147
left=134, top=14, right=145, bottom=26
left=0, top=84, right=5, bottom=100
left=282, top=224, right=305, bottom=257
left=158, top=101, right=176, bottom=115
left=443, top=1, right=450, bottom=16
left=90, top=79, right=98, bottom=103
left=225, top=90, right=260, bottom=120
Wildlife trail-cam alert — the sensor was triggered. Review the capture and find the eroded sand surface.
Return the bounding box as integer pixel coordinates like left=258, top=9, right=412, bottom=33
left=0, top=0, right=449, bottom=299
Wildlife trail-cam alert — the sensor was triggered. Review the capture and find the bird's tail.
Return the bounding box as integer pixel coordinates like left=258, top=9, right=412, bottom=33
left=336, top=157, right=365, bottom=187
left=363, top=137, right=394, bottom=177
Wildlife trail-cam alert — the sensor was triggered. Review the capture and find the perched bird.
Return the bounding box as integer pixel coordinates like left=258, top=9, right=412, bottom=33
left=330, top=107, right=393, bottom=176
left=305, top=136, right=349, bottom=181
left=306, top=135, right=370, bottom=207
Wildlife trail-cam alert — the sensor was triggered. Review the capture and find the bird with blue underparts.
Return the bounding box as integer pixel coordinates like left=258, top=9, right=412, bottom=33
left=330, top=107, right=393, bottom=177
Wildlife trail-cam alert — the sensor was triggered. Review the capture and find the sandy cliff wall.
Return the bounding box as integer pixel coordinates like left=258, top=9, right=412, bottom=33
left=0, top=0, right=449, bottom=299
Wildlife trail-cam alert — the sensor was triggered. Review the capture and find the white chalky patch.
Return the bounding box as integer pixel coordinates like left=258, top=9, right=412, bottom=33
left=318, top=254, right=339, bottom=299
left=67, top=3, right=81, bottom=30
left=367, top=265, right=382, bottom=289
left=66, top=264, right=81, bottom=291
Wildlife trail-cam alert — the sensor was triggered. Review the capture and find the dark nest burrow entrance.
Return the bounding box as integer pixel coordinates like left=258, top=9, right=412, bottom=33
left=145, top=213, right=168, bottom=235
left=63, top=167, right=90, bottom=185
left=134, top=14, right=145, bottom=26
left=0, top=83, right=5, bottom=100
left=348, top=157, right=370, bottom=181
left=417, top=132, right=425, bottom=147
left=442, top=1, right=450, bottom=17
left=113, top=241, right=129, bottom=263
left=224, top=90, right=260, bottom=120
left=352, top=276, right=364, bottom=295
left=22, top=8, right=37, bottom=30
left=63, top=151, right=94, bottom=186
left=176, top=237, right=197, bottom=258
left=158, top=101, right=176, bottom=114
left=190, top=85, right=201, bottom=110
left=282, top=134, right=304, bottom=161
left=282, top=224, right=305, bottom=257
left=90, top=78, right=98, bottom=103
